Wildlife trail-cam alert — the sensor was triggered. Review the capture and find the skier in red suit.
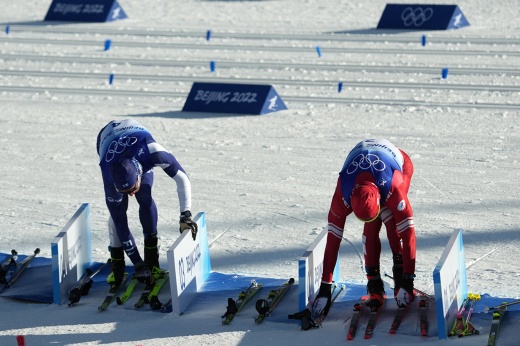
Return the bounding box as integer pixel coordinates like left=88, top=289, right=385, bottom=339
left=312, top=139, right=416, bottom=318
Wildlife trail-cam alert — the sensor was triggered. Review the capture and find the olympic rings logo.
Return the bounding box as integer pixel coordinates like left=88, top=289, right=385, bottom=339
left=401, top=7, right=433, bottom=27
left=346, top=154, right=386, bottom=174
left=105, top=136, right=138, bottom=162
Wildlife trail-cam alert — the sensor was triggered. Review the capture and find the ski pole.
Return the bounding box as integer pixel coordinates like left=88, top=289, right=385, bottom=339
left=331, top=283, right=345, bottom=304
left=449, top=296, right=469, bottom=336
left=5, top=248, right=40, bottom=288
left=68, top=259, right=111, bottom=306
left=459, top=293, right=481, bottom=337
left=484, top=299, right=520, bottom=313
left=0, top=249, right=18, bottom=285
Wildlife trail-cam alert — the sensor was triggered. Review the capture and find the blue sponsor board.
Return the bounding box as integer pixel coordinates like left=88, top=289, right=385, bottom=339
left=182, top=82, right=288, bottom=115
left=45, top=0, right=128, bottom=22
left=377, top=4, right=470, bottom=30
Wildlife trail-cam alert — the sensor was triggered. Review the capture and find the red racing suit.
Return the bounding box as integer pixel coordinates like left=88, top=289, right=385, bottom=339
left=321, top=140, right=416, bottom=284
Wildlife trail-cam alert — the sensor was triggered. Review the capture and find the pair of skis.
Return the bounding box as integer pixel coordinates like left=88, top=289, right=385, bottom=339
left=133, top=271, right=170, bottom=310
left=346, top=295, right=385, bottom=340
left=97, top=272, right=130, bottom=311
left=114, top=269, right=170, bottom=310
left=222, top=279, right=263, bottom=324
left=222, top=278, right=296, bottom=325
left=347, top=289, right=433, bottom=340
left=255, top=278, right=294, bottom=323
left=1, top=248, right=40, bottom=290
left=68, top=262, right=170, bottom=310
left=389, top=290, right=431, bottom=337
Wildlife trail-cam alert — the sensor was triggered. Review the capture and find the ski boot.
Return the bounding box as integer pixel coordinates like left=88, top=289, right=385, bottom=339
left=107, top=246, right=125, bottom=287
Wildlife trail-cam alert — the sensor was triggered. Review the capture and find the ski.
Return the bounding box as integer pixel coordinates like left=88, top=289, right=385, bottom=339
left=222, top=279, right=263, bottom=325
left=389, top=301, right=412, bottom=334
left=98, top=273, right=129, bottom=311
left=255, top=278, right=294, bottom=324
left=0, top=249, right=18, bottom=285
left=346, top=296, right=368, bottom=340
left=418, top=294, right=429, bottom=336
left=487, top=303, right=507, bottom=346
left=3, top=248, right=40, bottom=289
left=134, top=270, right=169, bottom=309
left=68, top=259, right=111, bottom=306
left=364, top=298, right=385, bottom=339
left=134, top=288, right=153, bottom=309
left=116, top=276, right=141, bottom=305
left=148, top=272, right=170, bottom=310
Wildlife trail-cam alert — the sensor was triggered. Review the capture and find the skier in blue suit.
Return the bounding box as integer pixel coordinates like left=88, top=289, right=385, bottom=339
left=97, top=119, right=197, bottom=286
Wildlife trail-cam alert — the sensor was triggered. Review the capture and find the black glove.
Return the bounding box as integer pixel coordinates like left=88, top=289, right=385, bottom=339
left=392, top=253, right=404, bottom=293
left=395, top=273, right=415, bottom=305
left=311, top=282, right=332, bottom=318
left=179, top=211, right=198, bottom=240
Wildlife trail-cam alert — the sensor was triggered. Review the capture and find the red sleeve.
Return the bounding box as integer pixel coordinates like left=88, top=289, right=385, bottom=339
left=400, top=149, right=414, bottom=194
left=321, top=178, right=351, bottom=283
left=386, top=174, right=416, bottom=275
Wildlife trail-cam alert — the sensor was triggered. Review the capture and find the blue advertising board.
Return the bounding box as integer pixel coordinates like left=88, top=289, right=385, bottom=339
left=45, top=0, right=128, bottom=22
left=182, top=82, right=288, bottom=115
left=377, top=4, right=470, bottom=30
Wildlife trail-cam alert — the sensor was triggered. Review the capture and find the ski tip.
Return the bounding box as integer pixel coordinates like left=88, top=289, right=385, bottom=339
left=288, top=278, right=295, bottom=284
left=34, top=248, right=40, bottom=255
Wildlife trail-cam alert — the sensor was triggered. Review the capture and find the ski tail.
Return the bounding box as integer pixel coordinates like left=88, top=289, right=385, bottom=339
left=98, top=273, right=130, bottom=311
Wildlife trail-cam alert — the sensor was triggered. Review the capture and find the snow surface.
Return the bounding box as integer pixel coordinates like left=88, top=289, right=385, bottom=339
left=0, top=0, right=519, bottom=345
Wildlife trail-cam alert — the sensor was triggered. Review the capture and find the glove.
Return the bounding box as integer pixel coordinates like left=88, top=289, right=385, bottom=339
left=395, top=273, right=415, bottom=306
left=311, top=282, right=332, bottom=319
left=392, top=253, right=404, bottom=294
left=179, top=211, right=198, bottom=240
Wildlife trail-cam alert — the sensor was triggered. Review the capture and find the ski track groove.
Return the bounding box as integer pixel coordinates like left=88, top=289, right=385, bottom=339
left=1, top=28, right=518, bottom=110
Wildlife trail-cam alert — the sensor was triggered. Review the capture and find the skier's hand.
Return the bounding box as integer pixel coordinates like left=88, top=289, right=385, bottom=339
left=179, top=211, right=198, bottom=240
left=312, top=282, right=332, bottom=319
left=395, top=273, right=415, bottom=306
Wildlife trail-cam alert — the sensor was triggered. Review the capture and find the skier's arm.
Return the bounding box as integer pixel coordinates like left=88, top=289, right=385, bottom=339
left=148, top=142, right=192, bottom=213
left=321, top=178, right=351, bottom=284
